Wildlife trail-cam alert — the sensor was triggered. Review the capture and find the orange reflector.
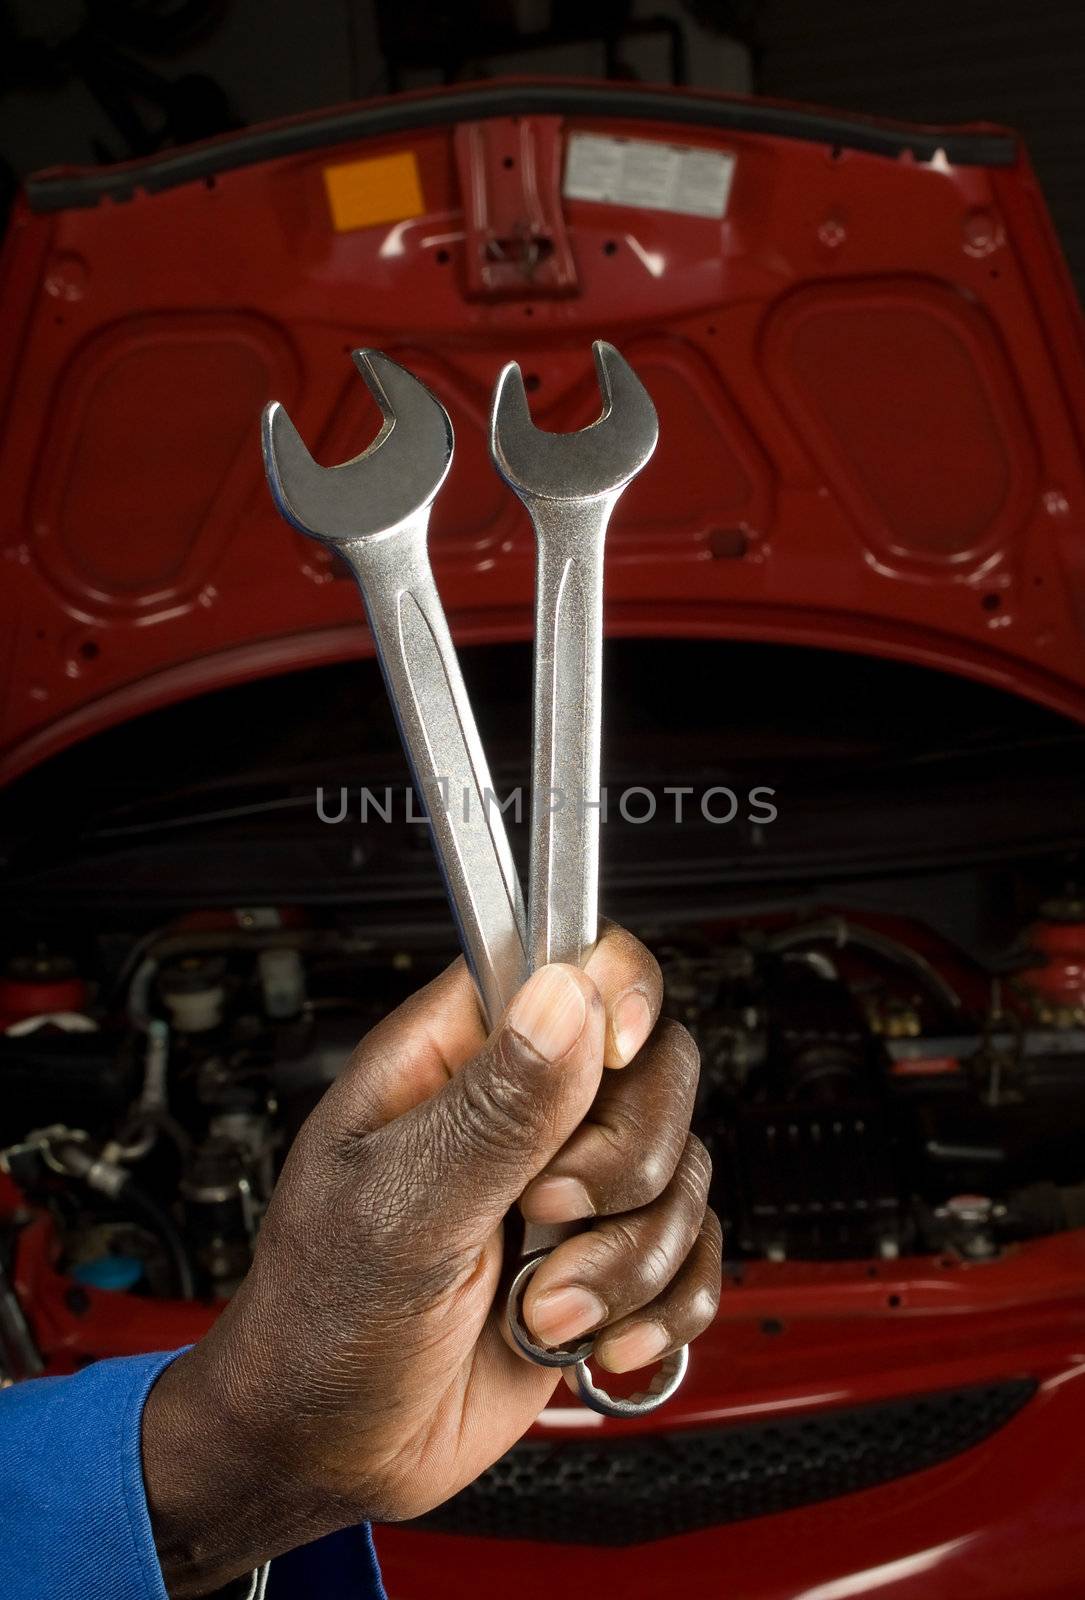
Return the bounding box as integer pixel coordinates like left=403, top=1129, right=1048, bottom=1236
left=890, top=1057, right=962, bottom=1077
left=323, top=151, right=425, bottom=232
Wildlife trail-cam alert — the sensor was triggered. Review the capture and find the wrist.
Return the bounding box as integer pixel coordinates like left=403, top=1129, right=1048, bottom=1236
left=141, top=1343, right=336, bottom=1597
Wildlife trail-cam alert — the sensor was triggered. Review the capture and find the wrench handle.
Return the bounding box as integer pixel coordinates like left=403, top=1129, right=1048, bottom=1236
left=526, top=498, right=614, bottom=973
left=344, top=523, right=527, bottom=1028
left=510, top=468, right=689, bottom=1418
left=520, top=499, right=614, bottom=1261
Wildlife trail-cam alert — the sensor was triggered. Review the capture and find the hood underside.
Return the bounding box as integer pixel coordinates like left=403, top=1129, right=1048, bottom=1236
left=2, top=77, right=1085, bottom=782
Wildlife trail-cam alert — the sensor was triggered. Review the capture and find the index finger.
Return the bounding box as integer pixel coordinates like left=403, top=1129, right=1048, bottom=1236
left=337, top=955, right=489, bottom=1126
left=584, top=921, right=664, bottom=1068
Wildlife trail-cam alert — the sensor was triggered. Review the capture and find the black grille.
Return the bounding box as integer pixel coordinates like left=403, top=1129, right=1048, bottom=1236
left=414, top=1379, right=1035, bottom=1545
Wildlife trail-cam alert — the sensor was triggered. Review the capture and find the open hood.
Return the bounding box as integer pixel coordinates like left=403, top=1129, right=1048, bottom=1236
left=2, top=77, right=1084, bottom=784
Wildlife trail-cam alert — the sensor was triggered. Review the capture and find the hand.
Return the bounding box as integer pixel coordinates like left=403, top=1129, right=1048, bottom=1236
left=142, top=925, right=721, bottom=1594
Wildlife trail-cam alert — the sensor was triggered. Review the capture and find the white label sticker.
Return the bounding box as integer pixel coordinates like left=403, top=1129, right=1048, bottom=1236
left=563, top=133, right=735, bottom=219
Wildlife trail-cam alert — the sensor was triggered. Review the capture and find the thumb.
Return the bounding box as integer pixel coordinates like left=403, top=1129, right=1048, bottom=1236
left=389, top=963, right=604, bottom=1238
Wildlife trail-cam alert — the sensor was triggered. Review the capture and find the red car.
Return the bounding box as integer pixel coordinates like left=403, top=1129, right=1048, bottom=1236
left=3, top=77, right=1085, bottom=1598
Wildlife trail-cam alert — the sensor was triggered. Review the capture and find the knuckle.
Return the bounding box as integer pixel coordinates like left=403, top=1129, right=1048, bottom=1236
left=331, top=1040, right=394, bottom=1126
left=594, top=1111, right=682, bottom=1208
left=627, top=1143, right=673, bottom=1205
left=579, top=1218, right=639, bottom=1274
left=637, top=942, right=664, bottom=999
left=653, top=1018, right=700, bottom=1082
left=575, top=1223, right=673, bottom=1300
left=686, top=1281, right=722, bottom=1334
left=702, top=1207, right=725, bottom=1258
left=689, top=1130, right=713, bottom=1175
left=677, top=1135, right=713, bottom=1207
left=593, top=1105, right=666, bottom=1194
left=599, top=922, right=662, bottom=1000
left=449, top=1056, right=537, bottom=1165
left=638, top=1236, right=676, bottom=1296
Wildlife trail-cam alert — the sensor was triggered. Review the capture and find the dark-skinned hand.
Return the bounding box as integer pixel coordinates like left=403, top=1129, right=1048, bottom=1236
left=142, top=924, right=721, bottom=1595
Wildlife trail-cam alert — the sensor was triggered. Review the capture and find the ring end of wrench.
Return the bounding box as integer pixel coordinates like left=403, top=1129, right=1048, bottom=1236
left=506, top=1253, right=690, bottom=1420
left=563, top=1343, right=689, bottom=1419
left=505, top=1252, right=594, bottom=1369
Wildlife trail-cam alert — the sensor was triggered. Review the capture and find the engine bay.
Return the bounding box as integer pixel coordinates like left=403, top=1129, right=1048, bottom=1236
left=3, top=897, right=1085, bottom=1313
left=3, top=641, right=1085, bottom=1334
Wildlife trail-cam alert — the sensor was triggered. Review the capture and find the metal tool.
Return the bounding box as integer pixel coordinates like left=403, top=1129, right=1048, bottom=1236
left=491, top=341, right=688, bottom=1416
left=263, top=346, right=685, bottom=1418
left=262, top=350, right=527, bottom=1026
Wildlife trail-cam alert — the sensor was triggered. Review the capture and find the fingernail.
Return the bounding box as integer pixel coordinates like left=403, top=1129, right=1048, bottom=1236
left=599, top=1321, right=668, bottom=1373
left=522, top=1176, right=594, bottom=1224
left=613, top=989, right=652, bottom=1064
left=530, top=1285, right=606, bottom=1346
left=508, top=966, right=586, bottom=1062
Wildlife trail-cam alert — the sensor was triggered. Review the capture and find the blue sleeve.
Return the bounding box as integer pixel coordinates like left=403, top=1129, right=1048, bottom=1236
left=0, top=1350, right=177, bottom=1600
left=0, top=1352, right=385, bottom=1600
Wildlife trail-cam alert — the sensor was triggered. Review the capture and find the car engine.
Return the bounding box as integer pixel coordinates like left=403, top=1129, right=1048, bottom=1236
left=4, top=897, right=1085, bottom=1313
left=2, top=638, right=1083, bottom=1357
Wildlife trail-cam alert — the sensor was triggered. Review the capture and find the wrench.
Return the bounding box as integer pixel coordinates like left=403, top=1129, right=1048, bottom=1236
left=262, top=350, right=527, bottom=1027
left=263, top=348, right=685, bottom=1418
left=491, top=341, right=689, bottom=1416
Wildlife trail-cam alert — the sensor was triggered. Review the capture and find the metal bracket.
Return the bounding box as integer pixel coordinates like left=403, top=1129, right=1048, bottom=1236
left=453, top=116, right=578, bottom=301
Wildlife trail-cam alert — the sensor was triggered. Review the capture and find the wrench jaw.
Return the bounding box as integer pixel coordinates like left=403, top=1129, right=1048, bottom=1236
left=489, top=339, right=659, bottom=504
left=261, top=401, right=317, bottom=537
left=261, top=350, right=453, bottom=548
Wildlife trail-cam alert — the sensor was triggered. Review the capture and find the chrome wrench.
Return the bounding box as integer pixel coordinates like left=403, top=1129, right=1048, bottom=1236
left=262, top=350, right=527, bottom=1025
left=263, top=347, right=684, bottom=1417
left=491, top=341, right=688, bottom=1416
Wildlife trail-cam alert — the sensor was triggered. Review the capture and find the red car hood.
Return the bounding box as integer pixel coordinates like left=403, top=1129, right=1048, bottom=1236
left=2, top=77, right=1084, bottom=784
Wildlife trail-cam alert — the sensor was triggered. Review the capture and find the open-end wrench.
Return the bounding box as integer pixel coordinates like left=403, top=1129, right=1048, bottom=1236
left=491, top=342, right=689, bottom=1417
left=262, top=350, right=527, bottom=1026
left=263, top=348, right=683, bottom=1418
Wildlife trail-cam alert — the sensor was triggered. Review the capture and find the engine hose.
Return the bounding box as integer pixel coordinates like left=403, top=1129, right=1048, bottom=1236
left=54, top=1141, right=196, bottom=1302
left=765, top=916, right=963, bottom=1014
left=123, top=1183, right=196, bottom=1302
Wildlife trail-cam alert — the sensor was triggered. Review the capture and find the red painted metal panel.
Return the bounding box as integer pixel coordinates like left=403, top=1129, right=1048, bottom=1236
left=12, top=1172, right=1085, bottom=1598
left=1, top=79, right=1084, bottom=786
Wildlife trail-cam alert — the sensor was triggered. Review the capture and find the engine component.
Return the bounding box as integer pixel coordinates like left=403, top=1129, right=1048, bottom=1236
left=70, top=1254, right=144, bottom=1293
left=1018, top=897, right=1085, bottom=1026
left=159, top=954, right=227, bottom=1033
left=730, top=1103, right=901, bottom=1260
left=180, top=1137, right=257, bottom=1296
left=0, top=1030, right=137, bottom=1143
left=763, top=956, right=880, bottom=1099
left=932, top=1194, right=1004, bottom=1260
left=764, top=918, right=964, bottom=1017
left=700, top=951, right=904, bottom=1259
left=0, top=1257, right=42, bottom=1383
left=258, top=946, right=305, bottom=1019
left=7, top=904, right=1085, bottom=1305
left=0, top=952, right=89, bottom=1032
left=1, top=1126, right=196, bottom=1300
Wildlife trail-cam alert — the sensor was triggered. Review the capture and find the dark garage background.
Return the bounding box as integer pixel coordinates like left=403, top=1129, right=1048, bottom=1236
left=1, top=1, right=1083, bottom=292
